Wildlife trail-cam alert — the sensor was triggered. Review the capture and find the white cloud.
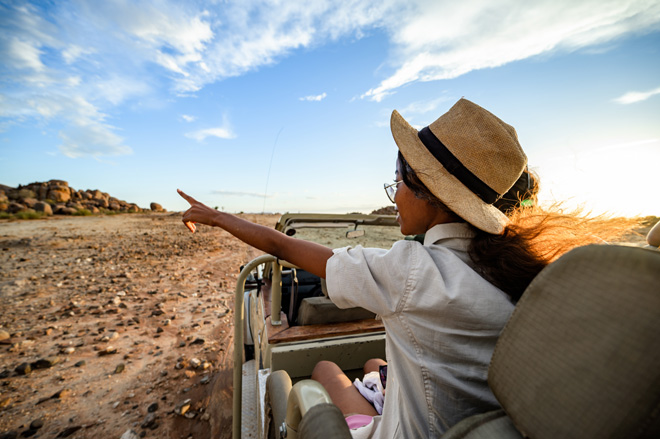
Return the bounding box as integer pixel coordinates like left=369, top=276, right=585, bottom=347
left=2, top=0, right=660, bottom=159
left=211, top=190, right=273, bottom=198
left=185, top=127, right=236, bottom=142
left=159, top=0, right=397, bottom=93
left=399, top=97, right=451, bottom=116
left=62, top=45, right=94, bottom=64
left=92, top=76, right=151, bottom=106
left=84, top=1, right=213, bottom=82
left=6, top=37, right=45, bottom=71
left=299, top=92, right=327, bottom=102
left=181, top=114, right=196, bottom=122
left=0, top=2, right=138, bottom=158
left=363, top=0, right=660, bottom=101
left=613, top=86, right=660, bottom=104
left=58, top=123, right=132, bottom=158
left=4, top=0, right=660, bottom=103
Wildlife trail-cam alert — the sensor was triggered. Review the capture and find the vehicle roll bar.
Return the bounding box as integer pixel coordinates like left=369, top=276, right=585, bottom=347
left=234, top=254, right=277, bottom=439
left=270, top=262, right=282, bottom=325
left=272, top=260, right=299, bottom=325
left=233, top=255, right=300, bottom=438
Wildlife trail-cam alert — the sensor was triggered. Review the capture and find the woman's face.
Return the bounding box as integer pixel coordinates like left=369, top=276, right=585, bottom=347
left=394, top=160, right=447, bottom=236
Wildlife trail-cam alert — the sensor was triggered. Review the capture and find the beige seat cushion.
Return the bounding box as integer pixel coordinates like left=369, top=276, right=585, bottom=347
left=297, top=296, right=375, bottom=326
left=298, top=403, right=351, bottom=438
left=489, top=245, right=660, bottom=439
left=441, top=410, right=523, bottom=439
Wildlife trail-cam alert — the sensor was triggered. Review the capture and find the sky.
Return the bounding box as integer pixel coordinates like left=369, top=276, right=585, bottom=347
left=1, top=0, right=659, bottom=218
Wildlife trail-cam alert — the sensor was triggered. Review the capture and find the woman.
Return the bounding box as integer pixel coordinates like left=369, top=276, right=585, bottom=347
left=309, top=100, right=527, bottom=437
left=179, top=98, right=630, bottom=437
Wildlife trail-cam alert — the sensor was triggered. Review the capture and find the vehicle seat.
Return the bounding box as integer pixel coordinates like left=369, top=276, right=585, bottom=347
left=442, top=244, right=660, bottom=438
left=282, top=269, right=325, bottom=324
left=297, top=296, right=376, bottom=326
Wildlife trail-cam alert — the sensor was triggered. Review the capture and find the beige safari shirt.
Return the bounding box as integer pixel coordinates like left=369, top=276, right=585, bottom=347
left=326, top=223, right=514, bottom=437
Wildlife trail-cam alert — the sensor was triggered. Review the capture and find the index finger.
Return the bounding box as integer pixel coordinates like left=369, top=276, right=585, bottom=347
left=177, top=189, right=197, bottom=205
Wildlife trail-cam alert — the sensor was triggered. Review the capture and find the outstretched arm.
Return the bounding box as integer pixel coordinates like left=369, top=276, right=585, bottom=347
left=178, top=189, right=333, bottom=278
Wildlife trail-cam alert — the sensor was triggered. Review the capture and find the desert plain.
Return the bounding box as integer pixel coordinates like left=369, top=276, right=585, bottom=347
left=0, top=212, right=654, bottom=439
left=0, top=213, right=278, bottom=439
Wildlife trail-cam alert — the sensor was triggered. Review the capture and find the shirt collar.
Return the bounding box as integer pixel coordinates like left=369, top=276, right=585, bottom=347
left=423, top=222, right=475, bottom=248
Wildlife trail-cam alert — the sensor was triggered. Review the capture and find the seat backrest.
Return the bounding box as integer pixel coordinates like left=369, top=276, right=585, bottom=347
left=297, top=296, right=376, bottom=326
left=489, top=245, right=660, bottom=439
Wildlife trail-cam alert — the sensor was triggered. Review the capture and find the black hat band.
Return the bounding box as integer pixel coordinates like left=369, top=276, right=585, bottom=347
left=418, top=126, right=501, bottom=204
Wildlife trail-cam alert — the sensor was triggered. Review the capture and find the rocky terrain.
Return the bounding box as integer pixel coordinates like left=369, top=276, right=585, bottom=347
left=0, top=213, right=278, bottom=439
left=0, top=181, right=164, bottom=217
left=0, top=203, right=654, bottom=439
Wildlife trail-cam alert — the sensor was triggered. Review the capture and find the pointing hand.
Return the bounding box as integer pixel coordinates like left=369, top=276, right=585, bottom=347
left=178, top=189, right=216, bottom=233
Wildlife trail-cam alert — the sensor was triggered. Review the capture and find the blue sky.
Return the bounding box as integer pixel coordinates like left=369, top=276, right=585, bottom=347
left=1, top=0, right=659, bottom=217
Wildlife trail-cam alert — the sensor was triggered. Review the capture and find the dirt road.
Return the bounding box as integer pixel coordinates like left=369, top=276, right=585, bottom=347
left=0, top=213, right=278, bottom=439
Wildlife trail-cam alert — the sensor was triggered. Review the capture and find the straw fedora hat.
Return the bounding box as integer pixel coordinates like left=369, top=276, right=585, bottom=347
left=390, top=98, right=527, bottom=235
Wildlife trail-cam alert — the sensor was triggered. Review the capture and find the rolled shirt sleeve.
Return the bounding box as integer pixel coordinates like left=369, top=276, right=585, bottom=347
left=326, top=241, right=416, bottom=316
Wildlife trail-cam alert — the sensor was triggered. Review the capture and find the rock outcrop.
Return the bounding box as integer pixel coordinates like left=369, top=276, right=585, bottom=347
left=0, top=180, right=159, bottom=216
left=370, top=206, right=397, bottom=215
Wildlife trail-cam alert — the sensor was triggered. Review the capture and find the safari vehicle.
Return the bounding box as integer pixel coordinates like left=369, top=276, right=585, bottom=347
left=233, top=213, right=403, bottom=438
left=231, top=214, right=660, bottom=439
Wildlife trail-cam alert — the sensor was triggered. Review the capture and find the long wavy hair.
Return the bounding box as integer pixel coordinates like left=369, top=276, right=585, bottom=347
left=397, top=152, right=638, bottom=302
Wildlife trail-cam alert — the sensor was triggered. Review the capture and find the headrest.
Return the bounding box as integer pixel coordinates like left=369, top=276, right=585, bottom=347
left=489, top=245, right=660, bottom=439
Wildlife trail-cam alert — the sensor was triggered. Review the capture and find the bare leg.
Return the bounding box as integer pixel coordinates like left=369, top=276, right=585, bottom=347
left=363, top=358, right=386, bottom=374
left=311, top=361, right=378, bottom=417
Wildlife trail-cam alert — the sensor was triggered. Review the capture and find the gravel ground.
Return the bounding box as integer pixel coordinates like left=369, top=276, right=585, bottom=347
left=0, top=212, right=652, bottom=439
left=0, top=212, right=278, bottom=439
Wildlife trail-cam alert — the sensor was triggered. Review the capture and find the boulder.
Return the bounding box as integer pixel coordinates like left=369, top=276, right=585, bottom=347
left=6, top=189, right=19, bottom=201
left=1, top=180, right=143, bottom=216
left=120, top=430, right=140, bottom=439
left=47, top=185, right=71, bottom=203
left=150, top=203, right=164, bottom=212
left=55, top=206, right=77, bottom=215
left=17, top=188, right=36, bottom=200
left=66, top=201, right=84, bottom=210
left=25, top=182, right=49, bottom=199
left=21, top=198, right=39, bottom=208
left=34, top=202, right=53, bottom=215
left=8, top=202, right=27, bottom=213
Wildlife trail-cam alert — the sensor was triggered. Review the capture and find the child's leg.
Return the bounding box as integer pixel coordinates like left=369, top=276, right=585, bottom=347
left=311, top=360, right=379, bottom=417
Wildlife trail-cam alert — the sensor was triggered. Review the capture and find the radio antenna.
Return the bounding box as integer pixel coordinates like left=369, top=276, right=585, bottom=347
left=263, top=127, right=283, bottom=214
